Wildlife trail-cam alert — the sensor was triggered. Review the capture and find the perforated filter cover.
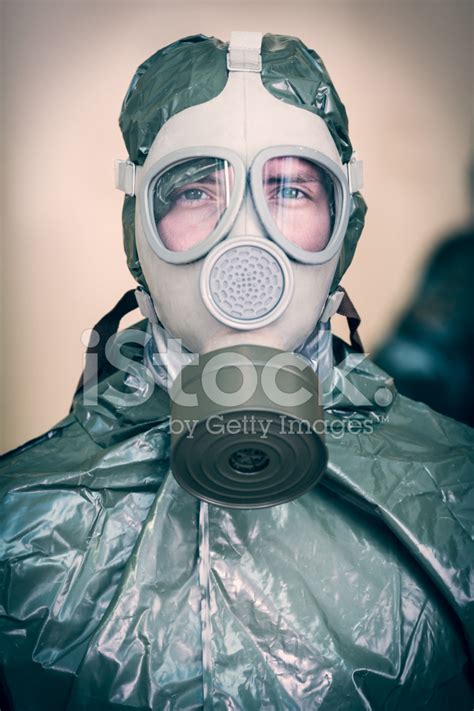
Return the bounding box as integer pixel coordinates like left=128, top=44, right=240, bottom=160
left=200, top=237, right=294, bottom=329
left=171, top=411, right=327, bottom=509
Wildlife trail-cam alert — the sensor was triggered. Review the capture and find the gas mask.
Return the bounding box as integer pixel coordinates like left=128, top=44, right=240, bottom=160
left=116, top=32, right=363, bottom=508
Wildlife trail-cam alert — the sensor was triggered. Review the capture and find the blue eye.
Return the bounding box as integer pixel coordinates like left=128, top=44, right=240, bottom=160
left=276, top=186, right=305, bottom=199
left=181, top=188, right=208, bottom=201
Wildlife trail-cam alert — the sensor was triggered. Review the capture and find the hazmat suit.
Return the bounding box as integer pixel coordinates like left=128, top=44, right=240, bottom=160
left=0, top=33, right=473, bottom=711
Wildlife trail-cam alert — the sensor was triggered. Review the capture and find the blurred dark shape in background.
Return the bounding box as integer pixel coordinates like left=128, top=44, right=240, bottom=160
left=374, top=225, right=474, bottom=427
left=375, top=159, right=474, bottom=427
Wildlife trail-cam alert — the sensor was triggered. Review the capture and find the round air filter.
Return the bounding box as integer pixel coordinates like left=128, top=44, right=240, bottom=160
left=200, top=237, right=294, bottom=330
left=170, top=344, right=327, bottom=509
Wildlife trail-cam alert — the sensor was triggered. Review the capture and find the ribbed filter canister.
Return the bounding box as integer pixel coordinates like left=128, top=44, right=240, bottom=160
left=169, top=344, right=327, bottom=508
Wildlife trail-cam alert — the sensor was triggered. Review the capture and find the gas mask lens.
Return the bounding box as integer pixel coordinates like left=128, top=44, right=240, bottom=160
left=152, top=157, right=235, bottom=252
left=262, top=156, right=335, bottom=252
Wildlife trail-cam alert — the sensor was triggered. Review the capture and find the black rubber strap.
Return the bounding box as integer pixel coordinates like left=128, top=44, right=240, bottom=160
left=337, top=287, right=364, bottom=353
left=72, top=289, right=138, bottom=403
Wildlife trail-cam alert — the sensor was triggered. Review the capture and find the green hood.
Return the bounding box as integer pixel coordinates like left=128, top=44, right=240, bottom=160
left=119, top=33, right=366, bottom=290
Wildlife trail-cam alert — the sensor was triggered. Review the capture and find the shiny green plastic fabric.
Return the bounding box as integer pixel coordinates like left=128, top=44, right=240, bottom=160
left=119, top=33, right=366, bottom=290
left=1, top=329, right=473, bottom=709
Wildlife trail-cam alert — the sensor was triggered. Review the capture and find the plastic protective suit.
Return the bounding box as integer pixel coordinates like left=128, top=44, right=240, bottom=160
left=1, top=34, right=473, bottom=711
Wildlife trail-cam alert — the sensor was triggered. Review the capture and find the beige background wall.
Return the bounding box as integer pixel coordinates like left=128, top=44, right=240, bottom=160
left=1, top=0, right=472, bottom=452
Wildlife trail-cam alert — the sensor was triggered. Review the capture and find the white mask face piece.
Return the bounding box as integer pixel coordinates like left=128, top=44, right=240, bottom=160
left=119, top=32, right=362, bottom=509
left=134, top=66, right=351, bottom=356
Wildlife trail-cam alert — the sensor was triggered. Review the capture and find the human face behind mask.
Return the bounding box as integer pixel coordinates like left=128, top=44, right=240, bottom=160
left=262, top=157, right=333, bottom=253
left=156, top=158, right=235, bottom=252
left=157, top=157, right=332, bottom=254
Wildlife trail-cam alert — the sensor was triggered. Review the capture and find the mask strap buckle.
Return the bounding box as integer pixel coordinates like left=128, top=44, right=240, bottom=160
left=135, top=286, right=160, bottom=325
left=115, top=159, right=137, bottom=196
left=346, top=152, right=364, bottom=193
left=227, top=31, right=263, bottom=73
left=320, top=288, right=345, bottom=323
left=320, top=287, right=365, bottom=353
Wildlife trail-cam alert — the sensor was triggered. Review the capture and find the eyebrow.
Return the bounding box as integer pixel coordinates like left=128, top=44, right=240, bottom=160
left=263, top=174, right=323, bottom=185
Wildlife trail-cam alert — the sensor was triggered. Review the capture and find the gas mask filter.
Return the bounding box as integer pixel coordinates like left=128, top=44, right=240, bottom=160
left=116, top=32, right=363, bottom=508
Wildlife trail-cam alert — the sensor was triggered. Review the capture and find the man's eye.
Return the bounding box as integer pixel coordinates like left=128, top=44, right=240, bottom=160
left=179, top=188, right=210, bottom=201
left=273, top=185, right=306, bottom=200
